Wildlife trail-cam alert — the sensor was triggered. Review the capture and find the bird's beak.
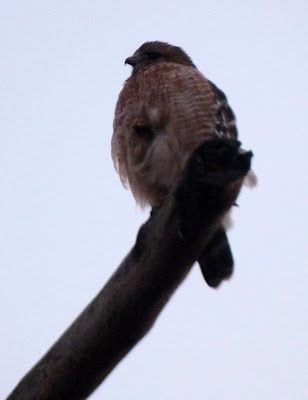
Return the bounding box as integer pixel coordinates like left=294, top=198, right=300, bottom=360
left=125, top=56, right=137, bottom=67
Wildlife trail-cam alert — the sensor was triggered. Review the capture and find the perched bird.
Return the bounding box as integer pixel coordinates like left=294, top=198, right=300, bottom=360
left=112, top=41, right=255, bottom=287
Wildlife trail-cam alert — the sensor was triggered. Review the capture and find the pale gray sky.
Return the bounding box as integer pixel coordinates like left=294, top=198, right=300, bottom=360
left=1, top=1, right=307, bottom=399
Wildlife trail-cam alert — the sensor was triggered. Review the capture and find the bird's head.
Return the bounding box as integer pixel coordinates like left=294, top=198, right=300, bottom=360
left=125, top=41, right=196, bottom=74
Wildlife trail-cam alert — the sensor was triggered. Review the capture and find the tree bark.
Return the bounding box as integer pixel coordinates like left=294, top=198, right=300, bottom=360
left=6, top=139, right=252, bottom=400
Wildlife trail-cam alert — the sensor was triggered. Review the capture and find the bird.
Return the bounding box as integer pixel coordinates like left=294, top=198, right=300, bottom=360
left=112, top=41, right=255, bottom=287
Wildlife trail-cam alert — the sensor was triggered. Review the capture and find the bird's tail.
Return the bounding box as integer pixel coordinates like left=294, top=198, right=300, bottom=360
left=198, top=228, right=234, bottom=288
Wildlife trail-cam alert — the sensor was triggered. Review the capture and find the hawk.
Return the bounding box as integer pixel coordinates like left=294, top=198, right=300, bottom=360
left=112, top=41, right=255, bottom=287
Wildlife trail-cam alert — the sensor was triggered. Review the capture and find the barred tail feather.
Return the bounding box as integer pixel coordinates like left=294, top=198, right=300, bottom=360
left=198, top=228, right=234, bottom=288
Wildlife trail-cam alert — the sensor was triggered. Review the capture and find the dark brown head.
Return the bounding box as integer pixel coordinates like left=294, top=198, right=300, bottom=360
left=125, top=41, right=196, bottom=74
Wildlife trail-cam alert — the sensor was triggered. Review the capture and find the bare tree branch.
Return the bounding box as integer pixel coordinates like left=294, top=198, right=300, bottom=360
left=6, top=139, right=252, bottom=400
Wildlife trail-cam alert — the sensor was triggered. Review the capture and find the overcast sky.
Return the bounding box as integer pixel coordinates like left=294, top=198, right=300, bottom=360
left=1, top=1, right=307, bottom=399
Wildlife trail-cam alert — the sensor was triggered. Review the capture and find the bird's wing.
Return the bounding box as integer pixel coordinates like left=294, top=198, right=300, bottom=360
left=112, top=63, right=237, bottom=206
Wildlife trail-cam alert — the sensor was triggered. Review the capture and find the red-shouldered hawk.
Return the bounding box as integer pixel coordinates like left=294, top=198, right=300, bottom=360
left=112, top=41, right=255, bottom=287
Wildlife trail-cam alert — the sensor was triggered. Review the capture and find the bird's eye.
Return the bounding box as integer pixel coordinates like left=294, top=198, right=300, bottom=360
left=145, top=52, right=161, bottom=61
